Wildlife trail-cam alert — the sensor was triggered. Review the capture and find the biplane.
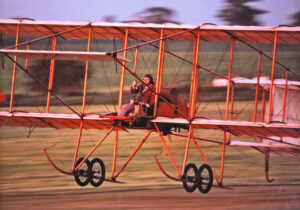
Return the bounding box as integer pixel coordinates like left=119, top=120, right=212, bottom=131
left=0, top=19, right=300, bottom=194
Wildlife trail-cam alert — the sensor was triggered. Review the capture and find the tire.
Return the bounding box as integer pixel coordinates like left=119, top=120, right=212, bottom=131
left=74, top=157, right=90, bottom=186
left=197, top=164, right=213, bottom=194
left=89, top=158, right=105, bottom=187
left=182, top=163, right=197, bottom=193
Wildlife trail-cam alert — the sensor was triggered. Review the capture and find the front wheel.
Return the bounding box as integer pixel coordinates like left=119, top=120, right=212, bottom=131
left=182, top=163, right=197, bottom=193
left=197, top=164, right=213, bottom=194
left=89, top=158, right=105, bottom=187
left=74, top=157, right=90, bottom=186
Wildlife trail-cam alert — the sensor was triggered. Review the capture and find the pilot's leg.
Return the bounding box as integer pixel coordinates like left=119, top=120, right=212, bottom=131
left=117, top=103, right=134, bottom=116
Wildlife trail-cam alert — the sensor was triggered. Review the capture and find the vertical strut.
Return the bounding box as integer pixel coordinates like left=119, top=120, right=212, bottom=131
left=220, top=38, right=234, bottom=185
left=72, top=26, right=92, bottom=169
left=154, top=29, right=165, bottom=117
left=133, top=47, right=138, bottom=74
left=227, top=83, right=235, bottom=144
left=82, top=26, right=92, bottom=114
left=182, top=30, right=200, bottom=175
left=188, top=37, right=197, bottom=119
left=9, top=22, right=20, bottom=113
left=72, top=122, right=84, bottom=170
left=259, top=87, right=266, bottom=143
left=253, top=53, right=262, bottom=122
left=111, top=129, right=118, bottom=177
left=181, top=126, right=193, bottom=175
left=267, top=31, right=278, bottom=123
left=118, top=28, right=129, bottom=111
left=114, top=27, right=128, bottom=179
left=46, top=36, right=57, bottom=113
left=189, top=30, right=201, bottom=120
left=282, top=72, right=288, bottom=123
left=25, top=44, right=30, bottom=70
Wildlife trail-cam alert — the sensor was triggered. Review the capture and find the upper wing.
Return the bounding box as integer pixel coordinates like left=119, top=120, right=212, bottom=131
left=0, top=49, right=130, bottom=62
left=152, top=117, right=300, bottom=138
left=0, top=111, right=115, bottom=130
left=0, top=20, right=300, bottom=44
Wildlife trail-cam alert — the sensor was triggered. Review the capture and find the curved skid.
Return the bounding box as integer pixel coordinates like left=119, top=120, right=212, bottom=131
left=265, top=172, right=275, bottom=183
left=154, top=155, right=181, bottom=182
left=44, top=149, right=73, bottom=176
left=265, top=149, right=275, bottom=182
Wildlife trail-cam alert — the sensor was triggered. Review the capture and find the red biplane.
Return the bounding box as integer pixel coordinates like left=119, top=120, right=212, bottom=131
left=0, top=19, right=300, bottom=194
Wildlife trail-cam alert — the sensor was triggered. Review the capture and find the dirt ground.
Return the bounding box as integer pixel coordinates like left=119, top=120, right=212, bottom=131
left=1, top=184, right=300, bottom=209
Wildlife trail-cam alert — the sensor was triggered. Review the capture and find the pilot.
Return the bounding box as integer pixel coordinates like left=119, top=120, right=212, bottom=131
left=117, top=74, right=155, bottom=116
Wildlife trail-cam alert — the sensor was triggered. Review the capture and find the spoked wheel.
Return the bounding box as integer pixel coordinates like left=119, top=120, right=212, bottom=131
left=197, top=164, right=213, bottom=194
left=74, top=157, right=90, bottom=186
left=182, top=163, right=197, bottom=193
left=89, top=158, right=105, bottom=187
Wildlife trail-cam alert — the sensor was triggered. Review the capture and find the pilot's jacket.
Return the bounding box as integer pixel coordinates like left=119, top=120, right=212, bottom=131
left=130, top=83, right=156, bottom=106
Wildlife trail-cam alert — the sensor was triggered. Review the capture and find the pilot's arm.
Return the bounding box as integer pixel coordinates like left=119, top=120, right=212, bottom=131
left=130, top=80, right=139, bottom=94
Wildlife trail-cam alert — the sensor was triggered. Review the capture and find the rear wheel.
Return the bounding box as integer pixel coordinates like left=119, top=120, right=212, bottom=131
left=197, top=164, right=213, bottom=194
left=89, top=158, right=105, bottom=187
left=74, top=157, right=90, bottom=186
left=182, top=163, right=197, bottom=193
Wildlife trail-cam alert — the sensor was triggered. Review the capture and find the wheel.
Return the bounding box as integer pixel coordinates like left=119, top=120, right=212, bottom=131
left=182, top=163, right=197, bottom=193
left=74, top=157, right=90, bottom=186
left=197, top=164, right=213, bottom=194
left=89, top=158, right=105, bottom=187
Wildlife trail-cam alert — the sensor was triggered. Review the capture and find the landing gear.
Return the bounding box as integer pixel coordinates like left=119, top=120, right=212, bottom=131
left=182, top=163, right=213, bottom=194
left=73, top=157, right=106, bottom=187
left=74, top=157, right=90, bottom=186
left=197, top=164, right=213, bottom=194
left=182, top=163, right=197, bottom=192
left=89, top=158, right=105, bottom=187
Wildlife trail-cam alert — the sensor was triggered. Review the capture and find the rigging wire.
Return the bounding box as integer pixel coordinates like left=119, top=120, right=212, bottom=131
left=0, top=33, right=4, bottom=70
left=113, top=37, right=118, bottom=73
left=195, top=41, right=230, bottom=117
left=168, top=40, right=194, bottom=88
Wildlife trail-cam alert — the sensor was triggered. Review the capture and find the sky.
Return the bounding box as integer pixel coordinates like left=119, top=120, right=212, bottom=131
left=0, top=0, right=299, bottom=26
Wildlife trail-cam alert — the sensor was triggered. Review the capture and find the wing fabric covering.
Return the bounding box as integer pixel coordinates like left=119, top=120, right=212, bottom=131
left=152, top=117, right=300, bottom=138
left=0, top=20, right=300, bottom=44
left=0, top=111, right=113, bottom=130
left=3, top=112, right=299, bottom=137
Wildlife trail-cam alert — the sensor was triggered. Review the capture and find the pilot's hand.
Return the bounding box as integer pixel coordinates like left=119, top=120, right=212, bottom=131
left=141, top=103, right=150, bottom=108
left=132, top=80, right=137, bottom=88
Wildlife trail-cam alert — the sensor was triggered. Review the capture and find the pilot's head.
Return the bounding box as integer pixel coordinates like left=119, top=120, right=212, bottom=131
left=143, top=74, right=154, bottom=85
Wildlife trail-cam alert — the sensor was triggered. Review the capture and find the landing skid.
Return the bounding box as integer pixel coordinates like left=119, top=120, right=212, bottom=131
left=265, top=148, right=275, bottom=182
